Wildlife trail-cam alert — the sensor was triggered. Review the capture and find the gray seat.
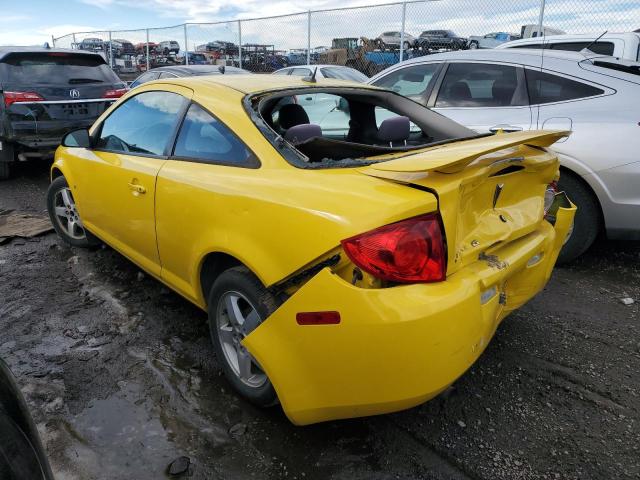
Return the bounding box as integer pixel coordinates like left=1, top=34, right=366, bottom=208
left=284, top=124, right=322, bottom=145
left=377, top=116, right=411, bottom=146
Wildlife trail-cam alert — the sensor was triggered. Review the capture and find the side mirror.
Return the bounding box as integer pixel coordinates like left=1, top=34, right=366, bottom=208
left=62, top=128, right=92, bottom=148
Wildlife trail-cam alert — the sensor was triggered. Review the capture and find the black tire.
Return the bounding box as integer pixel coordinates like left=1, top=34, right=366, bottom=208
left=46, top=176, right=100, bottom=248
left=403, top=41, right=411, bottom=51
left=207, top=266, right=279, bottom=407
left=556, top=171, right=601, bottom=264
left=469, top=41, right=479, bottom=49
left=0, top=142, right=14, bottom=180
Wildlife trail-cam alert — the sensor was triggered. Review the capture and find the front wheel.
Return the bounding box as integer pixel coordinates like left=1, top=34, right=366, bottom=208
left=47, top=176, right=100, bottom=248
left=207, top=266, right=279, bottom=407
left=402, top=41, right=411, bottom=51
left=469, top=41, right=479, bottom=49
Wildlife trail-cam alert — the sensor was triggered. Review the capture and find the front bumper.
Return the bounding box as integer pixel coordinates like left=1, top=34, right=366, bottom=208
left=244, top=198, right=575, bottom=425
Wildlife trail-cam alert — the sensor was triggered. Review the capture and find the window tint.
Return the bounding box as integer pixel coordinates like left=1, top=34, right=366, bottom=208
left=525, top=69, right=604, bottom=104
left=173, top=103, right=253, bottom=166
left=96, top=91, right=185, bottom=156
left=290, top=68, right=312, bottom=76
left=320, top=66, right=368, bottom=82
left=511, top=43, right=544, bottom=49
left=436, top=63, right=522, bottom=107
left=373, top=63, right=440, bottom=101
left=273, top=69, right=291, bottom=75
left=549, top=41, right=615, bottom=56
left=130, top=71, right=159, bottom=88
left=158, top=72, right=177, bottom=79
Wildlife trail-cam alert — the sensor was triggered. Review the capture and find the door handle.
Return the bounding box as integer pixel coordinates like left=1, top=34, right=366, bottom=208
left=489, top=125, right=523, bottom=133
left=127, top=182, right=146, bottom=194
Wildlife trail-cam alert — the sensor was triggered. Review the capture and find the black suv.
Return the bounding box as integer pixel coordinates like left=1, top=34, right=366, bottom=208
left=0, top=47, right=126, bottom=179
left=415, top=30, right=468, bottom=51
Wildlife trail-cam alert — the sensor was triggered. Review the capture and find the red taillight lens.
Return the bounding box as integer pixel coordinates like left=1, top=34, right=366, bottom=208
left=103, top=88, right=127, bottom=99
left=296, top=311, right=341, bottom=325
left=3, top=91, right=44, bottom=107
left=341, top=213, right=446, bottom=284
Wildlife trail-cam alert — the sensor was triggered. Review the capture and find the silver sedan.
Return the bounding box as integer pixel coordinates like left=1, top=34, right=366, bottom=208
left=369, top=49, right=640, bottom=262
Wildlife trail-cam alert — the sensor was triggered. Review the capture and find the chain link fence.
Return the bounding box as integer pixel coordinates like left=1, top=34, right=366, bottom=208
left=52, top=0, right=639, bottom=80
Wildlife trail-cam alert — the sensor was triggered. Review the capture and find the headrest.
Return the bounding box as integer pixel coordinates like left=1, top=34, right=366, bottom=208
left=377, top=116, right=411, bottom=143
left=284, top=123, right=322, bottom=144
left=279, top=103, right=310, bottom=130
left=492, top=78, right=516, bottom=106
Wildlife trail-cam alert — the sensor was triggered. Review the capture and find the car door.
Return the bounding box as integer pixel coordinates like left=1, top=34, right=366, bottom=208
left=430, top=61, right=532, bottom=133
left=77, top=87, right=191, bottom=276
left=155, top=102, right=259, bottom=301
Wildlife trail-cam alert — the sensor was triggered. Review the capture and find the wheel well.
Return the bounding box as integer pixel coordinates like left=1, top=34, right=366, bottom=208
left=199, top=252, right=243, bottom=304
left=559, top=166, right=604, bottom=227
left=51, top=167, right=64, bottom=181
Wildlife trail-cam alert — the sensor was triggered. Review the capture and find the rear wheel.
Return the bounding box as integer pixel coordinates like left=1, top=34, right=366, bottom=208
left=557, top=171, right=601, bottom=264
left=469, top=41, right=479, bottom=49
left=0, top=142, right=14, bottom=180
left=47, top=176, right=100, bottom=248
left=403, top=41, right=411, bottom=51
left=207, top=266, right=278, bottom=407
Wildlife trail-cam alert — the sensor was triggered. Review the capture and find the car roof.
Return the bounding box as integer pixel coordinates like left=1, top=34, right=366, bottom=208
left=152, top=65, right=247, bottom=75
left=396, top=48, right=602, bottom=66
left=0, top=46, right=102, bottom=60
left=148, top=73, right=373, bottom=94
left=277, top=64, right=353, bottom=70
left=500, top=32, right=640, bottom=47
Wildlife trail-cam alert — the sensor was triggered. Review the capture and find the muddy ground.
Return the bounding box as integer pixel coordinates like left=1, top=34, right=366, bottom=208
left=1, top=161, right=639, bottom=480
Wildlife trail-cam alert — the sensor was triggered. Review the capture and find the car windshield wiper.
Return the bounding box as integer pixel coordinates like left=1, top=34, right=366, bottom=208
left=68, top=78, right=104, bottom=84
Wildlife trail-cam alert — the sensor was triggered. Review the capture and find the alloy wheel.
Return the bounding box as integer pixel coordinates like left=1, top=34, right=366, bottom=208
left=52, top=187, right=86, bottom=240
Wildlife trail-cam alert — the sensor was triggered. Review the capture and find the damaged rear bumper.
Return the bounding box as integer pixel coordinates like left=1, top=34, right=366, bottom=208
left=243, top=196, right=576, bottom=425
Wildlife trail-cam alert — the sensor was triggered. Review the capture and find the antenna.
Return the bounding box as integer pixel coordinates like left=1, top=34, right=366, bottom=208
left=581, top=30, right=608, bottom=56
left=302, top=66, right=318, bottom=83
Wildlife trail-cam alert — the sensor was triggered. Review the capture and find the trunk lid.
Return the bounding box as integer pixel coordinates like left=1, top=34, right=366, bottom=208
left=360, top=130, right=568, bottom=274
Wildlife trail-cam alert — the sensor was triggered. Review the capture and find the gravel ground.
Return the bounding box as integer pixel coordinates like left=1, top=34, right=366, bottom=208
left=1, top=161, right=639, bottom=480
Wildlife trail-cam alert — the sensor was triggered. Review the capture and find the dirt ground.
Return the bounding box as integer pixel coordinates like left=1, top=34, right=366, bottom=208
left=1, top=161, right=639, bottom=480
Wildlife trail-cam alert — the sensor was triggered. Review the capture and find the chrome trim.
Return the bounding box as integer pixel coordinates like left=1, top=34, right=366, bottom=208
left=11, top=98, right=117, bottom=105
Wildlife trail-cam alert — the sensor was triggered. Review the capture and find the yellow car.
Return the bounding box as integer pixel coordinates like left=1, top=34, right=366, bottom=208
left=47, top=75, right=575, bottom=425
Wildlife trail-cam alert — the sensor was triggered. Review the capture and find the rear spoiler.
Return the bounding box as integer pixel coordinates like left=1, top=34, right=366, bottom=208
left=363, top=130, right=570, bottom=174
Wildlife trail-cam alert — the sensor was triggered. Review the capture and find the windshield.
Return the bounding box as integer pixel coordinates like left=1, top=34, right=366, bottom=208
left=321, top=67, right=368, bottom=82
left=0, top=52, right=118, bottom=85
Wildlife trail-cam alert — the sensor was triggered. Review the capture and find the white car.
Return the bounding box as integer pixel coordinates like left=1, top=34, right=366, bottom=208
left=369, top=49, right=640, bottom=262
left=273, top=64, right=368, bottom=82
left=498, top=32, right=640, bottom=61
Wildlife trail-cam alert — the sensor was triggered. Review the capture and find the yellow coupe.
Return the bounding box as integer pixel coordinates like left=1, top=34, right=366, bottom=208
left=47, top=75, right=575, bottom=425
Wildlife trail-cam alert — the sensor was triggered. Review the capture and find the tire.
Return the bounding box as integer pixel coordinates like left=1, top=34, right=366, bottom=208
left=46, top=176, right=100, bottom=248
left=403, top=41, right=411, bottom=51
left=469, top=41, right=479, bottom=49
left=556, top=171, right=601, bottom=264
left=207, top=266, right=279, bottom=407
left=0, top=141, right=14, bottom=180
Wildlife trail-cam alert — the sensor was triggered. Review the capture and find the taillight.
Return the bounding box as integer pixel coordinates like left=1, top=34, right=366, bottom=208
left=3, top=91, right=44, bottom=107
left=544, top=181, right=558, bottom=217
left=103, top=88, right=127, bottom=99
left=341, top=213, right=446, bottom=284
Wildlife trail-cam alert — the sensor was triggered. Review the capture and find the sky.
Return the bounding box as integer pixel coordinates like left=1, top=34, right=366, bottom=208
left=0, top=0, right=638, bottom=51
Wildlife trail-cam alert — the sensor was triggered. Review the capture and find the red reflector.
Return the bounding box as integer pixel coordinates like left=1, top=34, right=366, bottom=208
left=4, top=91, right=44, bottom=107
left=296, top=311, right=341, bottom=325
left=341, top=213, right=446, bottom=283
left=103, top=88, right=127, bottom=99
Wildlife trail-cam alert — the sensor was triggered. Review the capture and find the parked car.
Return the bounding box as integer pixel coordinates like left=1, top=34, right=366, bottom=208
left=0, top=358, right=54, bottom=479
left=273, top=64, right=368, bottom=81
left=370, top=49, right=640, bottom=261
left=468, top=32, right=520, bottom=49
left=375, top=31, right=416, bottom=50
left=0, top=47, right=127, bottom=179
left=47, top=74, right=574, bottom=425
left=78, top=37, right=104, bottom=52
left=520, top=24, right=565, bottom=38
left=498, top=32, right=640, bottom=61
left=158, top=40, right=180, bottom=55
left=182, top=52, right=208, bottom=65
left=135, top=42, right=157, bottom=54
left=110, top=39, right=135, bottom=56
left=129, top=64, right=249, bottom=89
left=415, top=30, right=467, bottom=51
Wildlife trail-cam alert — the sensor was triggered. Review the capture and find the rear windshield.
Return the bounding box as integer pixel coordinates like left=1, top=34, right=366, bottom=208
left=0, top=52, right=118, bottom=85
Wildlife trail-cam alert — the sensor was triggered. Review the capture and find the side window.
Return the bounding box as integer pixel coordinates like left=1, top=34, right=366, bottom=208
left=130, top=72, right=158, bottom=88
left=173, top=103, right=254, bottom=166
left=289, top=68, right=312, bottom=76
left=435, top=63, right=523, bottom=107
left=525, top=69, right=604, bottom=104
left=372, top=63, right=441, bottom=102
left=96, top=91, right=185, bottom=156
left=158, top=72, right=177, bottom=79
left=549, top=41, right=615, bottom=56
left=512, top=43, right=543, bottom=49
left=273, top=69, right=291, bottom=75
